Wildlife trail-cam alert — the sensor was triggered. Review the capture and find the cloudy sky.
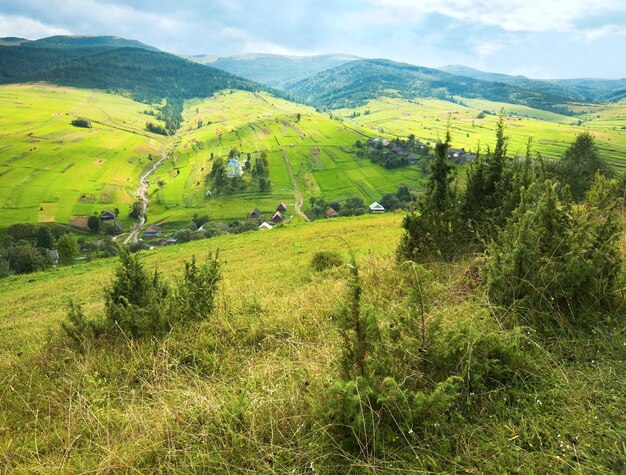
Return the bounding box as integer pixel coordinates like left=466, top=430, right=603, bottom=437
left=1, top=0, right=625, bottom=79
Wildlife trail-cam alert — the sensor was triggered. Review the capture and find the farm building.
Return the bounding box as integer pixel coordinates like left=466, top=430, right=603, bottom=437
left=325, top=207, right=340, bottom=218
left=276, top=201, right=287, bottom=212
left=143, top=224, right=161, bottom=238
left=100, top=210, right=116, bottom=221
left=163, top=236, right=177, bottom=246
left=369, top=202, right=385, bottom=214
left=247, top=208, right=262, bottom=220
left=271, top=211, right=284, bottom=224
left=259, top=221, right=273, bottom=230
left=226, top=157, right=243, bottom=178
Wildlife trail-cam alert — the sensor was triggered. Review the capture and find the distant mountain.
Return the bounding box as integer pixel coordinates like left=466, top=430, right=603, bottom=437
left=0, top=37, right=31, bottom=46
left=197, top=53, right=360, bottom=89
left=22, top=35, right=160, bottom=51
left=548, top=78, right=626, bottom=101
left=441, top=65, right=626, bottom=102
left=286, top=59, right=576, bottom=113
left=0, top=40, right=265, bottom=102
left=439, top=65, right=585, bottom=101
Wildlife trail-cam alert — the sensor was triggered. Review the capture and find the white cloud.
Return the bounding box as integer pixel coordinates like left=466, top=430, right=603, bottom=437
left=370, top=0, right=625, bottom=34
left=0, top=13, right=71, bottom=38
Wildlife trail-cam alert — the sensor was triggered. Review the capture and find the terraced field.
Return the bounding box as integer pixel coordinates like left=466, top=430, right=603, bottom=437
left=0, top=84, right=167, bottom=230
left=1, top=85, right=625, bottom=233
left=336, top=97, right=626, bottom=171
left=149, top=91, right=419, bottom=225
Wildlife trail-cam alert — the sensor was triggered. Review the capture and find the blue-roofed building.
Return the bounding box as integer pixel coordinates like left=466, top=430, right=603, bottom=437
left=226, top=157, right=243, bottom=178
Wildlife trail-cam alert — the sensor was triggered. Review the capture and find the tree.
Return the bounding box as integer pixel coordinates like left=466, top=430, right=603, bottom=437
left=398, top=130, right=461, bottom=261
left=380, top=193, right=402, bottom=211
left=7, top=223, right=38, bottom=241
left=129, top=201, right=144, bottom=219
left=7, top=243, right=48, bottom=274
left=87, top=215, right=101, bottom=232
left=296, top=112, right=302, bottom=122
left=57, top=233, right=80, bottom=265
left=36, top=226, right=54, bottom=249
left=551, top=132, right=613, bottom=201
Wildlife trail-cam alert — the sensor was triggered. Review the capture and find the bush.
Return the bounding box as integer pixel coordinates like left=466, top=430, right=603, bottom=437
left=310, top=250, right=344, bottom=272
left=104, top=252, right=169, bottom=337
left=175, top=253, right=221, bottom=322
left=487, top=175, right=623, bottom=323
left=70, top=117, right=92, bottom=128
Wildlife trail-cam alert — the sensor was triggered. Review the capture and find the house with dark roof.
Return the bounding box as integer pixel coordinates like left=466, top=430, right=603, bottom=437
left=270, top=211, right=284, bottom=224
left=247, top=208, right=262, bottom=220
left=276, top=201, right=287, bottom=212
left=100, top=210, right=116, bottom=221
left=325, top=207, right=340, bottom=218
left=143, top=224, right=161, bottom=238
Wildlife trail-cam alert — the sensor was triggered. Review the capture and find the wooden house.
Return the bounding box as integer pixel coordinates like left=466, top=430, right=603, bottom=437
left=369, top=202, right=385, bottom=214
left=143, top=224, right=161, bottom=238
left=325, top=207, right=340, bottom=218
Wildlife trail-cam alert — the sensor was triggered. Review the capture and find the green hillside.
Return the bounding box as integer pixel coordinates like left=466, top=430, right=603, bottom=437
left=0, top=212, right=624, bottom=472
left=2, top=85, right=626, bottom=234
left=0, top=84, right=168, bottom=230
left=148, top=90, right=418, bottom=226
left=286, top=59, right=577, bottom=113
left=0, top=45, right=262, bottom=102
left=335, top=96, right=626, bottom=169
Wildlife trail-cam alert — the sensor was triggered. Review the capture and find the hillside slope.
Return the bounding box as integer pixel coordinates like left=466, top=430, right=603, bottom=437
left=0, top=40, right=264, bottom=102
left=0, top=212, right=624, bottom=472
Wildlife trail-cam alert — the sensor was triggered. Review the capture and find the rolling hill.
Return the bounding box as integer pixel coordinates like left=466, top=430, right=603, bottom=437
left=285, top=59, right=577, bottom=113
left=21, top=35, right=160, bottom=51
left=0, top=42, right=264, bottom=102
left=199, top=53, right=360, bottom=88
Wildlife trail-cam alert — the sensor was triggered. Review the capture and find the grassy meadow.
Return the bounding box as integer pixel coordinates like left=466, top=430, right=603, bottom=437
left=0, top=84, right=167, bottom=230
left=336, top=97, right=626, bottom=171
left=0, top=212, right=624, bottom=472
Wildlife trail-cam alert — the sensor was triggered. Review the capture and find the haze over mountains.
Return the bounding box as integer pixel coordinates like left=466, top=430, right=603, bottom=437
left=1, top=34, right=625, bottom=109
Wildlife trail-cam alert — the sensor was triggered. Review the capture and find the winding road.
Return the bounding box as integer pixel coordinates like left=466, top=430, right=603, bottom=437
left=123, top=140, right=176, bottom=244
left=282, top=149, right=310, bottom=222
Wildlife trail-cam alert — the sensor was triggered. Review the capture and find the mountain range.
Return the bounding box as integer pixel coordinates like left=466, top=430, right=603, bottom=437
left=1, top=34, right=625, bottom=109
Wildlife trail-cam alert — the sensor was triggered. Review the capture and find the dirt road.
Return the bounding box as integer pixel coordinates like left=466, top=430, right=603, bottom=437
left=282, top=150, right=310, bottom=222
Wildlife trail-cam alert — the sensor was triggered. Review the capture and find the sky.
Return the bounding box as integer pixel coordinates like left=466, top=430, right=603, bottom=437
left=1, top=0, right=626, bottom=79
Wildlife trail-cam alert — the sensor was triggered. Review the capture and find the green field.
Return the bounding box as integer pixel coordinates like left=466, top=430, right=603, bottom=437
left=1, top=85, right=626, bottom=233
left=148, top=91, right=419, bottom=226
left=0, top=84, right=167, bottom=230
left=336, top=97, right=626, bottom=171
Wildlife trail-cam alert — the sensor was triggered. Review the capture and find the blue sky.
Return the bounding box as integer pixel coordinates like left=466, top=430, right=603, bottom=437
left=1, top=0, right=625, bottom=78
